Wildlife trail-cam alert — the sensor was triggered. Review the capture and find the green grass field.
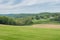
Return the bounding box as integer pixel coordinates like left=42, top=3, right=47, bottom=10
left=0, top=25, right=60, bottom=40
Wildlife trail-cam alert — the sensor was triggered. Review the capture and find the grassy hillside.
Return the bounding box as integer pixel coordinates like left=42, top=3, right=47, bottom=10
left=0, top=25, right=60, bottom=40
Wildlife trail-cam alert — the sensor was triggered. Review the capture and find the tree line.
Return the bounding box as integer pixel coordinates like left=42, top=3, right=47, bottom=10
left=0, top=16, right=33, bottom=25
left=0, top=12, right=60, bottom=25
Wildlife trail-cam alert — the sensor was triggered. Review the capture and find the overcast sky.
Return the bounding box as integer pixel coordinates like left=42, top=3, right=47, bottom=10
left=0, top=0, right=60, bottom=14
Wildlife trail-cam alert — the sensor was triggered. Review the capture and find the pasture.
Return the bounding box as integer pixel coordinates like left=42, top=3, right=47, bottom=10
left=0, top=24, right=60, bottom=40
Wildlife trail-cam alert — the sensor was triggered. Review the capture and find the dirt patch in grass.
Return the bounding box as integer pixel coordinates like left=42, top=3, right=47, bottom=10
left=32, top=24, right=60, bottom=28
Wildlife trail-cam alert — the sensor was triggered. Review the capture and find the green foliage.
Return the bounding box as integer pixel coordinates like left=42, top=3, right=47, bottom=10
left=0, top=16, right=16, bottom=25
left=32, top=12, right=60, bottom=24
left=32, top=19, right=50, bottom=24
left=35, top=15, right=40, bottom=20
left=0, top=12, right=60, bottom=25
left=0, top=16, right=33, bottom=25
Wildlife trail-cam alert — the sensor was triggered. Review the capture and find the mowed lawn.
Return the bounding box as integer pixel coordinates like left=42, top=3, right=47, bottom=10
left=0, top=25, right=60, bottom=40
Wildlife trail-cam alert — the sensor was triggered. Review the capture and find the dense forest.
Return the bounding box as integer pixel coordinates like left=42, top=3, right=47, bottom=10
left=0, top=12, right=60, bottom=25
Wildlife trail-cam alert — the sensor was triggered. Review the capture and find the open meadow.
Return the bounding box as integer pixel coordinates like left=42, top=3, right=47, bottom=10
left=0, top=24, right=60, bottom=40
left=0, top=0, right=60, bottom=40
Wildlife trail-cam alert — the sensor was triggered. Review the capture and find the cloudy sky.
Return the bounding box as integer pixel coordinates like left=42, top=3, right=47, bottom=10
left=0, top=0, right=60, bottom=14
